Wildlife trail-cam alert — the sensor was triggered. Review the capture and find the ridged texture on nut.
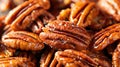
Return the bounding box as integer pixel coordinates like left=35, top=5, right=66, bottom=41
left=4, top=0, right=53, bottom=32
left=40, top=20, right=91, bottom=50
left=0, top=44, right=15, bottom=58
left=97, top=0, right=120, bottom=21
left=55, top=49, right=111, bottom=67
left=70, top=2, right=99, bottom=27
left=92, top=23, right=120, bottom=51
left=40, top=47, right=57, bottom=67
left=0, top=57, right=35, bottom=67
left=112, top=43, right=120, bottom=67
left=2, top=31, right=44, bottom=51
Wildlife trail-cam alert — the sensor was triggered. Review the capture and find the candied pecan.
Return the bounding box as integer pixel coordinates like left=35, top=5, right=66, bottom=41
left=40, top=47, right=58, bottom=67
left=0, top=57, right=35, bottom=67
left=97, top=0, right=120, bottom=21
left=5, top=0, right=53, bottom=31
left=55, top=49, right=111, bottom=67
left=92, top=23, right=120, bottom=51
left=40, top=20, right=91, bottom=51
left=69, top=2, right=99, bottom=27
left=13, top=50, right=37, bottom=64
left=2, top=31, right=44, bottom=51
left=112, top=43, right=120, bottom=67
left=0, top=43, right=15, bottom=58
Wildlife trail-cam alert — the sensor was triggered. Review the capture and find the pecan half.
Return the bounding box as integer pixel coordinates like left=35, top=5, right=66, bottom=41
left=40, top=20, right=91, bottom=50
left=112, top=43, right=120, bottom=67
left=2, top=31, right=44, bottom=51
left=92, top=23, right=120, bottom=51
left=5, top=0, right=53, bottom=31
left=97, top=0, right=120, bottom=21
left=55, top=49, right=111, bottom=67
left=40, top=47, right=58, bottom=67
left=0, top=57, right=35, bottom=67
left=69, top=2, right=99, bottom=27
left=0, top=43, right=15, bottom=58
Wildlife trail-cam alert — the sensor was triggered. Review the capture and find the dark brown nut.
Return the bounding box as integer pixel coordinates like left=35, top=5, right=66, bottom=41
left=40, top=20, right=91, bottom=51
left=55, top=49, right=111, bottom=67
left=5, top=0, right=53, bottom=31
left=0, top=57, right=35, bottom=67
left=40, top=47, right=58, bottom=67
left=69, top=2, right=99, bottom=28
left=112, top=43, right=120, bottom=67
left=0, top=43, right=15, bottom=58
left=2, top=31, right=44, bottom=51
left=13, top=50, right=37, bottom=64
left=92, top=23, right=120, bottom=51
left=97, top=0, right=120, bottom=21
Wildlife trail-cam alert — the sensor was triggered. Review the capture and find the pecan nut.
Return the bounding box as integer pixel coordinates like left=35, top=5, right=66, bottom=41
left=69, top=2, right=99, bottom=27
left=5, top=0, right=53, bottom=31
left=40, top=47, right=58, bottom=67
left=112, top=43, right=120, bottom=67
left=92, top=23, right=120, bottom=51
left=0, top=57, right=35, bottom=67
left=2, top=31, right=44, bottom=51
left=40, top=20, right=91, bottom=50
left=97, top=0, right=120, bottom=21
left=0, top=43, right=15, bottom=58
left=55, top=49, right=111, bottom=67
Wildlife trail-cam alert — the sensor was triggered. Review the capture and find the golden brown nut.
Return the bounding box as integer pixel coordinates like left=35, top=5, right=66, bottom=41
left=0, top=57, right=35, bottom=67
left=112, top=43, right=120, bottom=67
left=40, top=20, right=91, bottom=50
left=5, top=0, right=53, bottom=31
left=2, top=31, right=44, bottom=51
left=55, top=49, right=111, bottom=67
left=97, top=0, right=120, bottom=21
left=40, top=47, right=58, bottom=67
left=0, top=43, right=15, bottom=58
left=69, top=2, right=99, bottom=27
left=92, top=23, right=120, bottom=51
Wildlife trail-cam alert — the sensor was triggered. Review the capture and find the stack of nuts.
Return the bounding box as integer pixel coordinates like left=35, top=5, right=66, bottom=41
left=0, top=0, right=120, bottom=67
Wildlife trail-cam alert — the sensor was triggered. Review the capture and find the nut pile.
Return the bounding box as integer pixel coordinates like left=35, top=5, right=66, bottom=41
left=0, top=0, right=120, bottom=67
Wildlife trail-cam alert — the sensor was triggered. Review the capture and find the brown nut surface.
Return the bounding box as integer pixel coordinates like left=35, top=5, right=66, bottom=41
left=92, top=23, right=120, bottom=51
left=5, top=0, right=53, bottom=31
left=40, top=47, right=57, bottom=67
left=0, top=43, right=15, bottom=58
left=55, top=49, right=111, bottom=67
left=2, top=31, right=44, bottom=51
left=40, top=20, right=91, bottom=50
left=97, top=0, right=120, bottom=21
left=0, top=57, right=35, bottom=67
left=112, top=43, right=120, bottom=67
left=69, top=2, right=99, bottom=28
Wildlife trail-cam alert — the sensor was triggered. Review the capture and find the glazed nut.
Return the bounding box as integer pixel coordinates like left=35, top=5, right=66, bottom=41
left=0, top=57, right=35, bottom=67
left=2, top=31, right=44, bottom=51
left=70, top=2, right=99, bottom=27
left=40, top=47, right=57, bottom=67
left=97, top=0, right=120, bottom=21
left=112, top=43, right=120, bottom=67
left=92, top=23, right=120, bottom=51
left=40, top=20, right=91, bottom=51
left=5, top=0, right=54, bottom=31
left=55, top=49, right=111, bottom=67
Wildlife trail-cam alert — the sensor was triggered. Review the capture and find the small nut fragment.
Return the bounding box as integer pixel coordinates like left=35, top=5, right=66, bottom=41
left=40, top=20, right=91, bottom=50
left=2, top=31, right=44, bottom=51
